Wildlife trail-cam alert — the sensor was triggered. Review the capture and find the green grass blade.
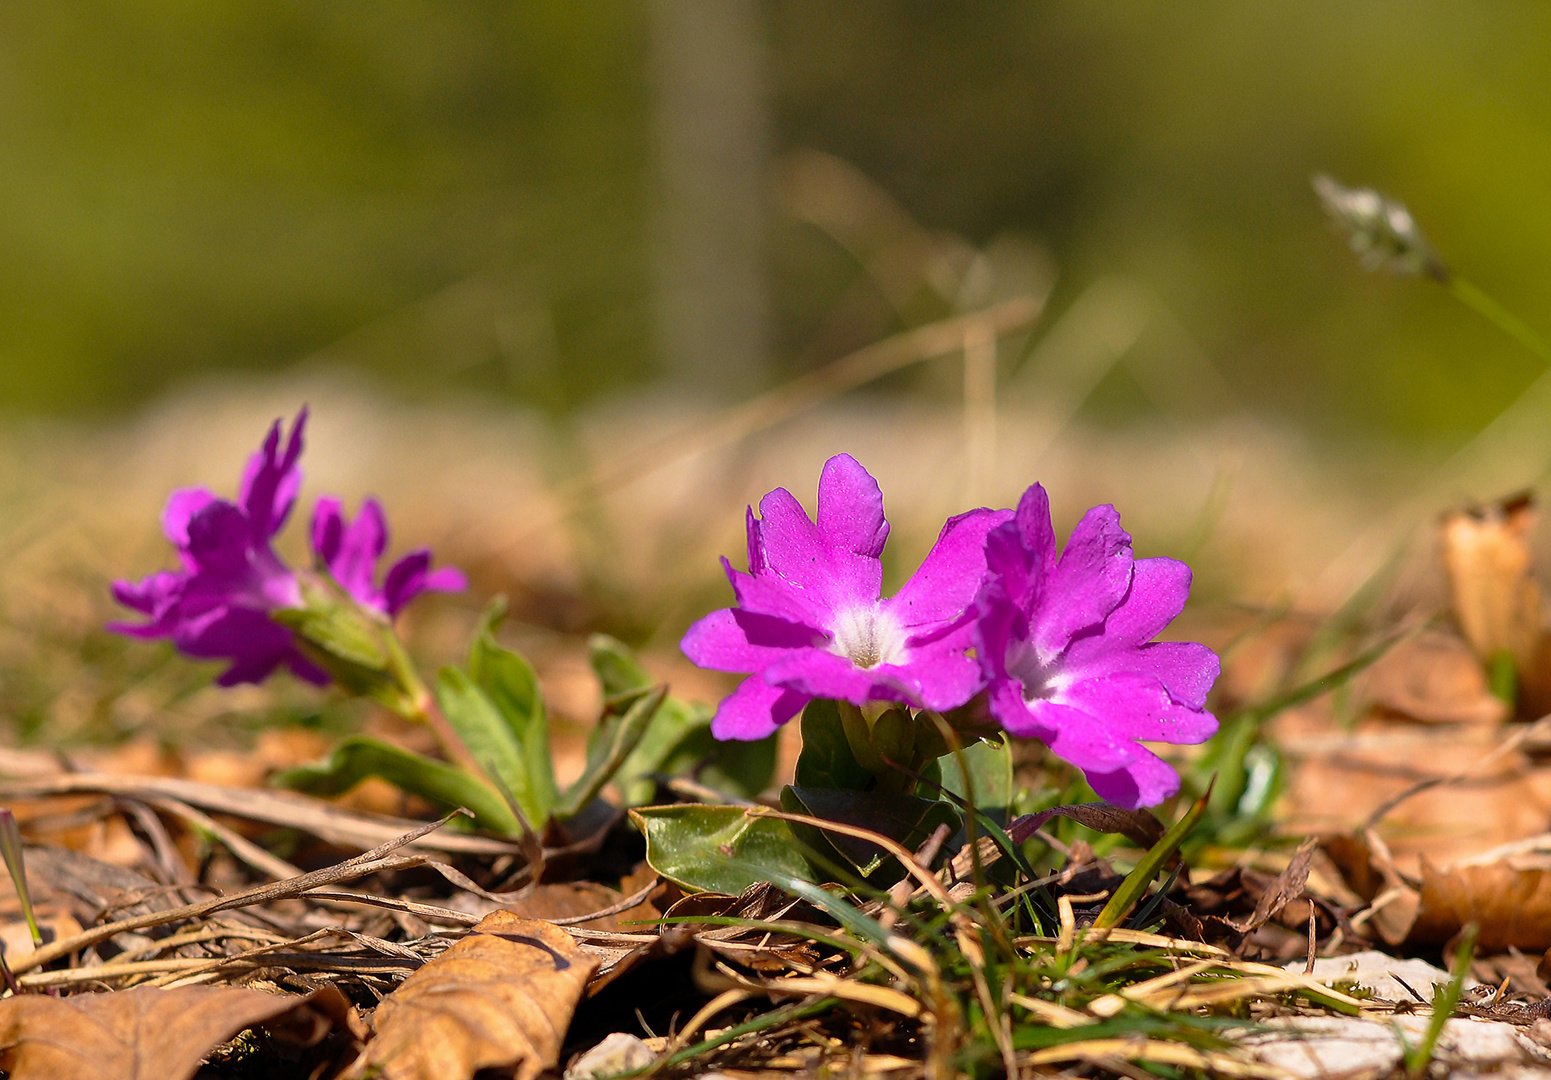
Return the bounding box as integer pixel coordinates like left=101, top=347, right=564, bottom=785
left=0, top=809, right=40, bottom=946
left=1406, top=922, right=1477, bottom=1079
left=1093, top=785, right=1210, bottom=930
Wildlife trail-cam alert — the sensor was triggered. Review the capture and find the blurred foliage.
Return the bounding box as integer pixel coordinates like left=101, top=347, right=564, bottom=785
left=0, top=2, right=1549, bottom=441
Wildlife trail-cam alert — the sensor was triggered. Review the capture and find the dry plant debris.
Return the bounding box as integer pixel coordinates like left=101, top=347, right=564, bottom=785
left=360, top=911, right=597, bottom=1080
left=0, top=984, right=352, bottom=1080
left=1, top=740, right=1550, bottom=1080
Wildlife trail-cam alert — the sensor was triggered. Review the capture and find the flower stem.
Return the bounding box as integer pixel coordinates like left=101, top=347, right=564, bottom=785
left=381, top=629, right=481, bottom=774
left=1448, top=275, right=1551, bottom=365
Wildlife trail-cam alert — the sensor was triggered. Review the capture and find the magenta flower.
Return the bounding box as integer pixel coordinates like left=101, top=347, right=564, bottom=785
left=110, top=409, right=327, bottom=686
left=682, top=454, right=1011, bottom=740
left=311, top=497, right=467, bottom=617
left=112, top=408, right=467, bottom=687
left=974, top=484, right=1220, bottom=808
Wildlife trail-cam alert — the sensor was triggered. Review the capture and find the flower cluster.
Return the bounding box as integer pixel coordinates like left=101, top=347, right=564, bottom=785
left=682, top=456, right=1220, bottom=807
left=111, top=409, right=466, bottom=686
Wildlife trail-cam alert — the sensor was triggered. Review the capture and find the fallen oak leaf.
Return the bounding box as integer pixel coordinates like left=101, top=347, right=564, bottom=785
left=0, top=984, right=351, bottom=1080
left=1408, top=857, right=1551, bottom=953
left=360, top=910, right=599, bottom=1080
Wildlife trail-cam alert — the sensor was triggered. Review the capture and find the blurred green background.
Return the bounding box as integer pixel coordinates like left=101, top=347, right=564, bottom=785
left=1, top=1, right=1548, bottom=442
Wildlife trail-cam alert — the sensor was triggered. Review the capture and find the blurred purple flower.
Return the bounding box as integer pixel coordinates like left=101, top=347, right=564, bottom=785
left=682, top=454, right=1010, bottom=740
left=311, top=496, right=467, bottom=617
left=109, top=409, right=326, bottom=686
left=974, top=484, right=1220, bottom=808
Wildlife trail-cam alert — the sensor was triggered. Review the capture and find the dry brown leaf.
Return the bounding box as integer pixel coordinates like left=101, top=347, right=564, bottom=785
left=1362, top=630, right=1506, bottom=725
left=1272, top=708, right=1551, bottom=870
left=361, top=911, right=599, bottom=1080
left=1235, top=837, right=1318, bottom=933
left=0, top=984, right=350, bottom=1080
left=1441, top=494, right=1542, bottom=673
left=1406, top=858, right=1551, bottom=953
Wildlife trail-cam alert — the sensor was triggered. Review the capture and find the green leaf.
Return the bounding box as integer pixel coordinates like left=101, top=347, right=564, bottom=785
left=434, top=668, right=551, bottom=829
left=781, top=785, right=958, bottom=880
left=558, top=684, right=665, bottom=817
left=609, top=696, right=709, bottom=804
left=272, top=581, right=400, bottom=706
left=793, top=699, right=874, bottom=790
left=274, top=735, right=520, bottom=834
left=467, top=599, right=558, bottom=820
left=1093, top=784, right=1211, bottom=929
left=939, top=738, right=1014, bottom=812
left=630, top=805, right=813, bottom=894
left=697, top=734, right=779, bottom=801
left=588, top=633, right=654, bottom=697
left=588, top=634, right=777, bottom=804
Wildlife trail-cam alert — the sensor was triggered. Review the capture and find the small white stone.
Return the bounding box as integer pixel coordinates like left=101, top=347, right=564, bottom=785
left=566, top=1032, right=656, bottom=1080
left=1241, top=1014, right=1543, bottom=1080
left=1289, top=950, right=1479, bottom=1004
left=1243, top=1016, right=1402, bottom=1080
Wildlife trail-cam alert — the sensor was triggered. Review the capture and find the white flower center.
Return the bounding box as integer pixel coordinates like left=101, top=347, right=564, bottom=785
left=828, top=606, right=908, bottom=670
left=1005, top=639, right=1065, bottom=702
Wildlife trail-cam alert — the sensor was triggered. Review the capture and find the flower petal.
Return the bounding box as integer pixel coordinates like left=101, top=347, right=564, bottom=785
left=745, top=505, right=766, bottom=574
left=986, top=684, right=1134, bottom=772
left=182, top=501, right=262, bottom=579
left=681, top=608, right=824, bottom=673
left=983, top=485, right=1055, bottom=614
left=723, top=560, right=833, bottom=629
left=330, top=498, right=390, bottom=604
left=1013, top=483, right=1057, bottom=579
left=379, top=549, right=449, bottom=616
left=1065, top=640, right=1220, bottom=710
left=1034, top=503, right=1133, bottom=657
left=162, top=488, right=218, bottom=549
left=895, top=638, right=987, bottom=711
left=1058, top=673, right=1218, bottom=745
left=1092, top=558, right=1192, bottom=649
left=422, top=566, right=469, bottom=594
left=816, top=454, right=889, bottom=558
left=174, top=606, right=298, bottom=687
left=311, top=496, right=344, bottom=565
left=1085, top=751, right=1183, bottom=809
left=238, top=408, right=307, bottom=538
left=763, top=649, right=917, bottom=706
left=709, top=676, right=809, bottom=740
left=110, top=571, right=183, bottom=620
left=885, top=507, right=1011, bottom=628
left=754, top=482, right=883, bottom=614
left=986, top=677, right=1195, bottom=809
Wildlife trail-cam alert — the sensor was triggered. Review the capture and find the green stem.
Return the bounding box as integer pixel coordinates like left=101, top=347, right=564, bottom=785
left=381, top=629, right=481, bottom=774
left=1449, top=276, right=1551, bottom=364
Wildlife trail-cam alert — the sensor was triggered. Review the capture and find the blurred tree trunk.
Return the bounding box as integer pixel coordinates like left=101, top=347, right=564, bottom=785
left=648, top=0, right=772, bottom=396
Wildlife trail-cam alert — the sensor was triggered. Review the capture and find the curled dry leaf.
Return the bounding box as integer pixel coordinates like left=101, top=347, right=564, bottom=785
left=1362, top=630, right=1506, bottom=725
left=1440, top=494, right=1542, bottom=674
left=0, top=985, right=351, bottom=1080
left=361, top=911, right=600, bottom=1080
left=1234, top=837, right=1319, bottom=934
left=1405, top=857, right=1551, bottom=953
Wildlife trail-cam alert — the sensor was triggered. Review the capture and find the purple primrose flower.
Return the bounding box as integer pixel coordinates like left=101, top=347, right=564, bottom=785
left=974, top=484, right=1220, bottom=808
left=311, top=496, right=468, bottom=617
left=112, top=408, right=466, bottom=687
left=682, top=454, right=1011, bottom=740
left=110, top=409, right=326, bottom=687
